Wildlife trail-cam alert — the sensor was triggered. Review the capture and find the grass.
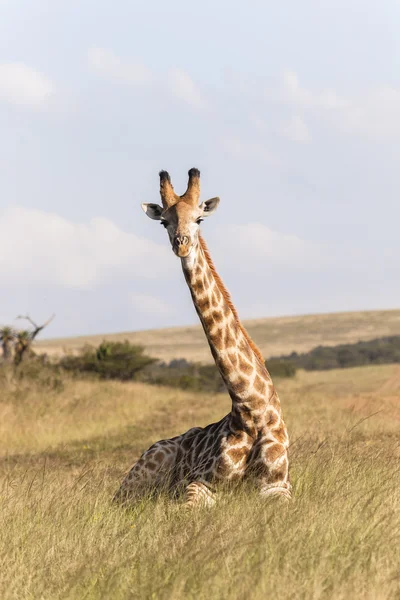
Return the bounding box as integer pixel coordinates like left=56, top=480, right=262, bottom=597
left=1, top=363, right=400, bottom=599
left=35, top=308, right=400, bottom=363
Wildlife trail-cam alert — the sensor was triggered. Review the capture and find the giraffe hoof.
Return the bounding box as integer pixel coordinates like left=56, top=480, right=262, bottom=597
left=184, top=482, right=216, bottom=509
left=260, top=486, right=292, bottom=502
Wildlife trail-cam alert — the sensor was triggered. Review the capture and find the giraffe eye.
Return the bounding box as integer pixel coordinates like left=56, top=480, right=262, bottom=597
left=160, top=220, right=169, bottom=228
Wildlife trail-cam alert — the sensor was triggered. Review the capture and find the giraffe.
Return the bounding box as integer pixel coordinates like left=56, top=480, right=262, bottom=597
left=114, top=168, right=291, bottom=507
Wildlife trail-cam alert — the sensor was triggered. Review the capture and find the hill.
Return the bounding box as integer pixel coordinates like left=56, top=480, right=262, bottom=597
left=35, top=308, right=400, bottom=363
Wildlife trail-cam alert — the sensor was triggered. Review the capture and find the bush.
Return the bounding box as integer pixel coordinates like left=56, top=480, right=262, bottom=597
left=60, top=340, right=156, bottom=381
left=266, top=359, right=297, bottom=378
left=138, top=360, right=226, bottom=393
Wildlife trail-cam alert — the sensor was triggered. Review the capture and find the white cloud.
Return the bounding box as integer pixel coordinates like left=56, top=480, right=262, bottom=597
left=0, top=207, right=170, bottom=288
left=220, top=223, right=321, bottom=269
left=277, top=69, right=400, bottom=140
left=214, top=223, right=399, bottom=287
left=281, top=70, right=312, bottom=106
left=168, top=68, right=209, bottom=111
left=87, top=47, right=153, bottom=86
left=281, top=115, right=311, bottom=143
left=222, top=137, right=281, bottom=166
left=281, top=70, right=347, bottom=110
left=0, top=63, right=54, bottom=107
left=87, top=47, right=208, bottom=111
left=341, top=86, right=400, bottom=138
left=130, top=293, right=173, bottom=316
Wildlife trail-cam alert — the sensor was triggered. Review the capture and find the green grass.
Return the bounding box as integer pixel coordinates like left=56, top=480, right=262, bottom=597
left=1, top=364, right=400, bottom=599
left=35, top=308, right=400, bottom=363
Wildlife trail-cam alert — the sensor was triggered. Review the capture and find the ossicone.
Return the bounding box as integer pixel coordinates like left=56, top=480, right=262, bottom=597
left=159, top=170, right=178, bottom=208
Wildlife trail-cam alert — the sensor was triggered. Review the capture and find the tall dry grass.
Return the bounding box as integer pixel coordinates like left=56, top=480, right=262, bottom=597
left=1, top=364, right=399, bottom=599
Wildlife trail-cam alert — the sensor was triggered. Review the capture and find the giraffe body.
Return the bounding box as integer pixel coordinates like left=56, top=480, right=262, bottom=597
left=115, top=169, right=291, bottom=506
left=115, top=409, right=290, bottom=505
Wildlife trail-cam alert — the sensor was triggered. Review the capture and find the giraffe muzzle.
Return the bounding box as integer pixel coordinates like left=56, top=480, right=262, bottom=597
left=173, top=235, right=192, bottom=258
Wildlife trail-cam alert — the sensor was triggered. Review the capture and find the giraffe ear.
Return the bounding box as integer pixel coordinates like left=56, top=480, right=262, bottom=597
left=200, top=197, right=220, bottom=217
left=141, top=203, right=163, bottom=220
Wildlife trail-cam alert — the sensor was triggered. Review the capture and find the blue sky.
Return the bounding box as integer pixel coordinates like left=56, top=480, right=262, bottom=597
left=0, top=0, right=399, bottom=338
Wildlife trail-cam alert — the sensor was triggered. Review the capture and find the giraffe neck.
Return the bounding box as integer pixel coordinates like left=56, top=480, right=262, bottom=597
left=181, top=235, right=274, bottom=430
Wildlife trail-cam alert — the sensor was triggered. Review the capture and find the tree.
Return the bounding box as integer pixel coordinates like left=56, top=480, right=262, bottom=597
left=14, top=314, right=55, bottom=365
left=14, top=330, right=33, bottom=365
left=0, top=326, right=16, bottom=362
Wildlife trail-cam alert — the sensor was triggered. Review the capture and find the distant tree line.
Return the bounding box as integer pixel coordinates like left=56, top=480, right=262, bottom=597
left=59, top=335, right=400, bottom=389
left=270, top=336, right=400, bottom=371
left=3, top=331, right=399, bottom=393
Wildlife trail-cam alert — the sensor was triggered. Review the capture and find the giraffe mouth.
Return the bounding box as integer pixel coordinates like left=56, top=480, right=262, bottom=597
left=173, top=244, right=192, bottom=258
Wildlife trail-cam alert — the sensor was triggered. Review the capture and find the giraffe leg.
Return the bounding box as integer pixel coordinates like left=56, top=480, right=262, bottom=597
left=184, top=481, right=216, bottom=509
left=113, top=438, right=180, bottom=504
left=257, top=441, right=291, bottom=502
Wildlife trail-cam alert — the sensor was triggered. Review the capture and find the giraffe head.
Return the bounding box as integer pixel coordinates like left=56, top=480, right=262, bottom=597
left=141, top=168, right=220, bottom=258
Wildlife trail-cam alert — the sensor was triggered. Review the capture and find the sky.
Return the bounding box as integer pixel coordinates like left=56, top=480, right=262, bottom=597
left=0, top=0, right=399, bottom=339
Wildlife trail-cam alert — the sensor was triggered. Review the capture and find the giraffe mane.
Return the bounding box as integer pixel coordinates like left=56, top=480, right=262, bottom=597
left=198, top=235, right=266, bottom=365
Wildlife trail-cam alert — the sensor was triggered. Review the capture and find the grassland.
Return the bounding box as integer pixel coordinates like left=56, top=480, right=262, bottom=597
left=35, top=309, right=400, bottom=363
left=1, top=363, right=399, bottom=599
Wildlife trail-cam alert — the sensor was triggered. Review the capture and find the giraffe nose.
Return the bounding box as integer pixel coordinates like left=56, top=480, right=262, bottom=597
left=174, top=235, right=190, bottom=247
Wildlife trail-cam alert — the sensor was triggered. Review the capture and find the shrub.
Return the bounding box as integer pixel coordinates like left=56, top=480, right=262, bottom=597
left=139, top=360, right=226, bottom=393
left=266, top=359, right=297, bottom=378
left=60, top=340, right=156, bottom=381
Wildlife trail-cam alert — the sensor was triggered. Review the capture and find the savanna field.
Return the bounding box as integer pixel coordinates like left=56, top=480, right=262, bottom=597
left=1, top=356, right=400, bottom=599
